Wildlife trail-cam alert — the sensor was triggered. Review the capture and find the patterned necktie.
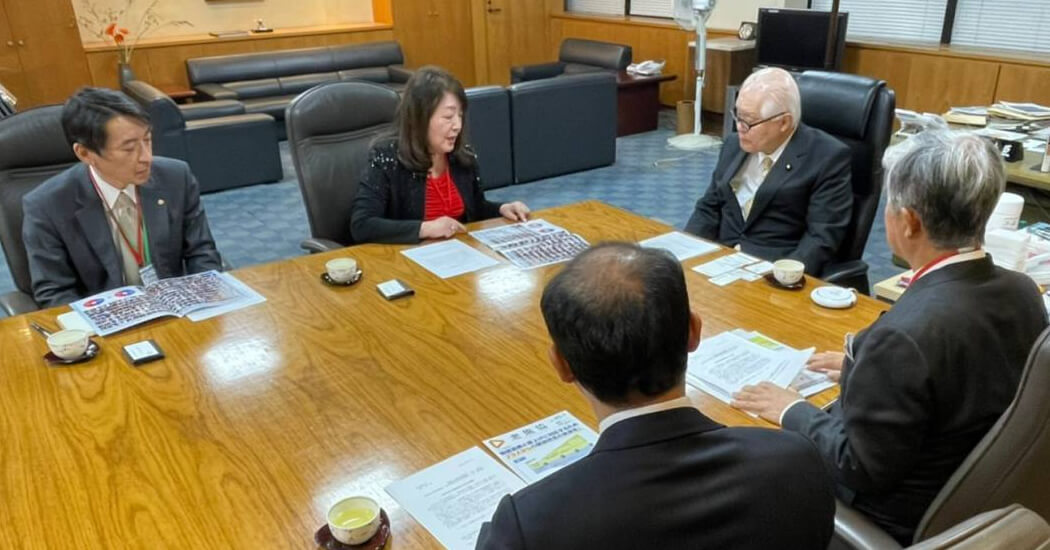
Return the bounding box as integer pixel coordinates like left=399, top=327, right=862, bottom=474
left=113, top=191, right=142, bottom=285
left=742, top=156, right=775, bottom=220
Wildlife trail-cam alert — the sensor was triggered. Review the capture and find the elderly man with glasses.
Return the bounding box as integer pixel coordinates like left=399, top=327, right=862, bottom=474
left=685, top=67, right=852, bottom=276
left=22, top=87, right=222, bottom=307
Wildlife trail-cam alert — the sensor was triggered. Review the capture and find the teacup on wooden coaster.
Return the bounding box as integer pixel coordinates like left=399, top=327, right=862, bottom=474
left=314, top=509, right=390, bottom=550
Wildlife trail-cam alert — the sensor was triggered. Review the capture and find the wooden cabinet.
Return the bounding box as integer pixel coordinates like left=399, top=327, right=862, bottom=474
left=0, top=0, right=91, bottom=108
left=392, top=0, right=476, bottom=85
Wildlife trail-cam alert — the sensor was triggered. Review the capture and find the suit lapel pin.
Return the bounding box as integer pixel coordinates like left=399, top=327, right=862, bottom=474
left=786, top=163, right=793, bottom=171
left=157, top=199, right=165, bottom=206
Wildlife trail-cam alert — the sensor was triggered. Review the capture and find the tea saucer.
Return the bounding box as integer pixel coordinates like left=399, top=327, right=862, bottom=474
left=314, top=509, right=390, bottom=550
left=321, top=270, right=363, bottom=287
left=44, top=340, right=100, bottom=365
left=763, top=272, right=806, bottom=290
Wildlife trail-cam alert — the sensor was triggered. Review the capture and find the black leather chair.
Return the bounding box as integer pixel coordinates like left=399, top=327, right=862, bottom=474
left=123, top=80, right=283, bottom=194
left=0, top=105, right=77, bottom=315
left=465, top=86, right=513, bottom=190
left=511, top=38, right=632, bottom=83
left=286, top=81, right=400, bottom=253
left=187, top=41, right=411, bottom=139
left=797, top=71, right=895, bottom=293
left=907, top=505, right=1050, bottom=550
left=723, top=72, right=895, bottom=292
left=508, top=72, right=617, bottom=184
left=831, top=326, right=1050, bottom=549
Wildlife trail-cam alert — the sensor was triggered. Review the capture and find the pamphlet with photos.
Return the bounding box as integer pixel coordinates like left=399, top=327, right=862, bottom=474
left=469, top=220, right=590, bottom=269
left=70, top=270, right=264, bottom=336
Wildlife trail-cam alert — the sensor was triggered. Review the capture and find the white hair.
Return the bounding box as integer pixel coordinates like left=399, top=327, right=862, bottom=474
left=883, top=131, right=1005, bottom=249
left=739, top=67, right=801, bottom=129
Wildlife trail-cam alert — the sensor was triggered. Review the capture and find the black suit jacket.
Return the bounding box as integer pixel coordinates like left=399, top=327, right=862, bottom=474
left=476, top=408, right=835, bottom=550
left=350, top=139, right=504, bottom=244
left=684, top=123, right=852, bottom=275
left=22, top=158, right=222, bottom=308
left=782, top=257, right=1048, bottom=543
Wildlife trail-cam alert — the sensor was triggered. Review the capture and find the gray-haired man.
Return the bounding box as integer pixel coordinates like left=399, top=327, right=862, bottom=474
left=733, top=131, right=1048, bottom=544
left=685, top=67, right=852, bottom=275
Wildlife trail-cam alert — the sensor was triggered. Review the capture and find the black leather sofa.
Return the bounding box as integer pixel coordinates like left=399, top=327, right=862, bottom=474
left=509, top=72, right=617, bottom=183
left=461, top=73, right=617, bottom=187
left=511, top=38, right=632, bottom=83
left=465, top=86, right=513, bottom=190
left=186, top=41, right=411, bottom=139
left=123, top=80, right=283, bottom=193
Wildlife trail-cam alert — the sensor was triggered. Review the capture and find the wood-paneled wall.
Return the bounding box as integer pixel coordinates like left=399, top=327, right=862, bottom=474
left=844, top=41, right=1050, bottom=113
left=83, top=24, right=394, bottom=90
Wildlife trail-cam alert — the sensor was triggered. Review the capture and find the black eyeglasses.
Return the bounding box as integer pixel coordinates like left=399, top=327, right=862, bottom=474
left=732, top=108, right=788, bottom=133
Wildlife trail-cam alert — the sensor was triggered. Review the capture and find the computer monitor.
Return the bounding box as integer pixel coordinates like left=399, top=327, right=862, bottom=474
left=756, top=8, right=849, bottom=72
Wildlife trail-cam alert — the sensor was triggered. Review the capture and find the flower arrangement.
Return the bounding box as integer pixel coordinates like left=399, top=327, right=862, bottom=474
left=77, top=0, right=193, bottom=64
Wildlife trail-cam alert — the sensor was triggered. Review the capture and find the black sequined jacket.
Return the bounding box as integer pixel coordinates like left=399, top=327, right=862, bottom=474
left=350, top=138, right=503, bottom=244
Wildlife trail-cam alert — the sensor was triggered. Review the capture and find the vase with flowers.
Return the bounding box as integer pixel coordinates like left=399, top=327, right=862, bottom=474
left=77, top=0, right=193, bottom=85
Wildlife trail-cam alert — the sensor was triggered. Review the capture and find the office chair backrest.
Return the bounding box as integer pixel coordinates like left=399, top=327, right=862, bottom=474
left=559, top=38, right=632, bottom=73
left=796, top=71, right=894, bottom=265
left=909, top=504, right=1050, bottom=550
left=914, top=326, right=1050, bottom=541
left=0, top=105, right=78, bottom=295
left=122, top=80, right=189, bottom=160
left=286, top=81, right=399, bottom=245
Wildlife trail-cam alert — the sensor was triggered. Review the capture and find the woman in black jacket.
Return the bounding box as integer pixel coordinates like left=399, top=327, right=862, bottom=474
left=350, top=66, right=530, bottom=244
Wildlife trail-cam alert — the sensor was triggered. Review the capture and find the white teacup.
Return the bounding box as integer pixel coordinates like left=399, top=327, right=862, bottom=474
left=325, top=257, right=359, bottom=283
left=327, top=496, right=381, bottom=545
left=773, top=259, right=805, bottom=286
left=47, top=329, right=89, bottom=360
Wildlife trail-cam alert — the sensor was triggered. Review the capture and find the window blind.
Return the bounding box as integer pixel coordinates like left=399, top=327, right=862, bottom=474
left=951, top=0, right=1050, bottom=54
left=629, top=0, right=674, bottom=18
left=566, top=0, right=626, bottom=16
left=810, top=0, right=948, bottom=43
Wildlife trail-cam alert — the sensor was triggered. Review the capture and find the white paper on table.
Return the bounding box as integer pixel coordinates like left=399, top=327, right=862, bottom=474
left=745, top=261, right=775, bottom=275
left=686, top=332, right=811, bottom=404
left=401, top=240, right=501, bottom=279
left=483, top=411, right=598, bottom=484
left=975, top=128, right=1029, bottom=142
left=692, top=252, right=760, bottom=277
left=185, top=273, right=266, bottom=322
left=791, top=370, right=837, bottom=397
left=385, top=447, right=526, bottom=550
left=709, top=270, right=743, bottom=286
left=639, top=231, right=720, bottom=261
left=57, top=310, right=96, bottom=335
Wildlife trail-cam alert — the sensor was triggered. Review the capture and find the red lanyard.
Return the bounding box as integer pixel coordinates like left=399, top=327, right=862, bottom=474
left=911, top=251, right=966, bottom=282
left=88, top=169, right=147, bottom=267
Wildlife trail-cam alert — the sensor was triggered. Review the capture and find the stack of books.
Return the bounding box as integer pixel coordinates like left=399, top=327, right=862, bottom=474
left=943, top=106, right=987, bottom=126
left=987, top=102, right=1050, bottom=122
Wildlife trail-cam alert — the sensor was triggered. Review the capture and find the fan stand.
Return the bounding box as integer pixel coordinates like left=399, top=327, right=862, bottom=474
left=668, top=7, right=720, bottom=151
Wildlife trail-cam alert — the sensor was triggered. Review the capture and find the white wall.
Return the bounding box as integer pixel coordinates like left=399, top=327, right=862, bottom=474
left=707, top=0, right=807, bottom=30
left=73, top=0, right=375, bottom=44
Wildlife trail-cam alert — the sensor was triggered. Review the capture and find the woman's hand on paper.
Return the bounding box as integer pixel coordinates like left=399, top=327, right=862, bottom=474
left=419, top=216, right=466, bottom=240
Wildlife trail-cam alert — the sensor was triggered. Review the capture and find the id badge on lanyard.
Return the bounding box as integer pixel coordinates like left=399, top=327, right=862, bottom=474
left=140, top=264, right=158, bottom=286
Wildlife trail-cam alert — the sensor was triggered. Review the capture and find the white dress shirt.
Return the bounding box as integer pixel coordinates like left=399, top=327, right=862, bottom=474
left=731, top=132, right=794, bottom=212
left=599, top=396, right=695, bottom=433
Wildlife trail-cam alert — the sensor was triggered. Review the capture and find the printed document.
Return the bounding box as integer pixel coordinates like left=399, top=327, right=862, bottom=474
left=401, top=240, right=500, bottom=279
left=483, top=411, right=597, bottom=483
left=386, top=447, right=525, bottom=550
left=639, top=231, right=720, bottom=261
left=686, top=331, right=811, bottom=403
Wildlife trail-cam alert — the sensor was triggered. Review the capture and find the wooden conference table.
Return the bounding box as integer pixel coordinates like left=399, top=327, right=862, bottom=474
left=0, top=201, right=888, bottom=548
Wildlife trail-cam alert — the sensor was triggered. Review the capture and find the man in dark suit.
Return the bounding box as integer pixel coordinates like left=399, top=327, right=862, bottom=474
left=733, top=131, right=1049, bottom=544
left=476, top=243, right=835, bottom=550
left=23, top=87, right=221, bottom=308
left=685, top=67, right=852, bottom=275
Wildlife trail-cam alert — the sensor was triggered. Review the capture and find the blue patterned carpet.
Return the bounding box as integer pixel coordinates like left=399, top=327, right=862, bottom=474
left=0, top=111, right=902, bottom=308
